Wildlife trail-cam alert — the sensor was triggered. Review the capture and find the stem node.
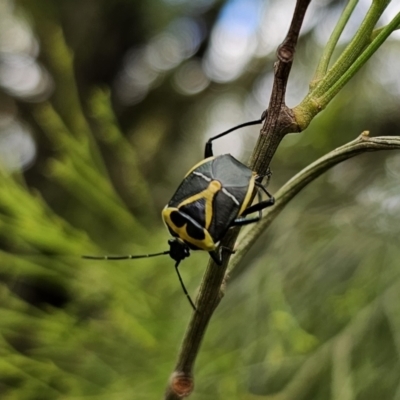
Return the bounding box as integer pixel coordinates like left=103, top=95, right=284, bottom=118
left=168, top=372, right=194, bottom=398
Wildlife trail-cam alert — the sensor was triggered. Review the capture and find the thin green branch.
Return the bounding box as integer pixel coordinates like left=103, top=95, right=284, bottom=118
left=34, top=103, right=94, bottom=165
left=319, top=11, right=400, bottom=106
left=312, top=0, right=359, bottom=87
left=43, top=26, right=92, bottom=141
left=229, top=133, right=400, bottom=273
left=89, top=89, right=154, bottom=212
left=0, top=168, right=94, bottom=255
left=310, top=0, right=391, bottom=99
left=294, top=0, right=394, bottom=129
left=33, top=103, right=147, bottom=236
left=16, top=0, right=90, bottom=140
left=371, top=20, right=400, bottom=40
left=17, top=0, right=111, bottom=175
left=48, top=158, right=144, bottom=236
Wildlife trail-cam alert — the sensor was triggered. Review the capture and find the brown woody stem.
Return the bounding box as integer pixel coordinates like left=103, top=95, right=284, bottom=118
left=164, top=1, right=312, bottom=398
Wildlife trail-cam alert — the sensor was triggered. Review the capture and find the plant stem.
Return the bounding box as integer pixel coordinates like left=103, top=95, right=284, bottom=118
left=311, top=0, right=390, bottom=98
left=320, top=11, right=400, bottom=105
left=294, top=6, right=399, bottom=130
left=311, top=0, right=359, bottom=88
left=229, top=133, right=400, bottom=273
left=164, top=1, right=312, bottom=398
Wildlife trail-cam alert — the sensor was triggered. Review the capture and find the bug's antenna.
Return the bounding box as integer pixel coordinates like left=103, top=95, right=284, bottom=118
left=82, top=251, right=170, bottom=260
left=174, top=261, right=197, bottom=311
left=204, top=111, right=267, bottom=158
left=83, top=245, right=196, bottom=311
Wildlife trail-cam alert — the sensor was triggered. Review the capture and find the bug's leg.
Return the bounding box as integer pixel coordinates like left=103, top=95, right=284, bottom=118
left=174, top=261, right=197, bottom=311
left=209, top=246, right=235, bottom=265
left=232, top=189, right=263, bottom=226
left=240, top=182, right=275, bottom=217
left=220, top=245, right=235, bottom=255
left=232, top=182, right=275, bottom=226
left=262, top=167, right=273, bottom=186
left=204, top=111, right=268, bottom=158
left=209, top=250, right=223, bottom=265
left=232, top=215, right=261, bottom=226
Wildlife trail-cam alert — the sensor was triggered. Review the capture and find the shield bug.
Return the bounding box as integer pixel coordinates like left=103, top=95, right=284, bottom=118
left=84, top=112, right=274, bottom=310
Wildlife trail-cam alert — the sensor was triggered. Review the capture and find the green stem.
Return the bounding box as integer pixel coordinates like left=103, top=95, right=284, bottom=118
left=371, top=20, right=400, bottom=40
left=89, top=89, right=154, bottom=212
left=34, top=103, right=142, bottom=219
left=229, top=134, right=400, bottom=274
left=294, top=7, right=399, bottom=130
left=34, top=102, right=110, bottom=179
left=320, top=11, right=400, bottom=106
left=49, top=158, right=147, bottom=239
left=311, top=0, right=359, bottom=88
left=309, top=0, right=390, bottom=99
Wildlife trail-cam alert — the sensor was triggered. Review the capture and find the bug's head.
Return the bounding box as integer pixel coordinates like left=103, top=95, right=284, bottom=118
left=168, top=239, right=190, bottom=263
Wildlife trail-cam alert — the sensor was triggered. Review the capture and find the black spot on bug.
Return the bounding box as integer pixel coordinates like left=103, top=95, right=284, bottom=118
left=186, top=222, right=206, bottom=240
left=180, top=198, right=206, bottom=228
left=170, top=211, right=186, bottom=227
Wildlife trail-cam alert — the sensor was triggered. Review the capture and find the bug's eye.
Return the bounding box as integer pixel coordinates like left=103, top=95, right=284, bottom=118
left=170, top=211, right=186, bottom=227
left=186, top=222, right=205, bottom=240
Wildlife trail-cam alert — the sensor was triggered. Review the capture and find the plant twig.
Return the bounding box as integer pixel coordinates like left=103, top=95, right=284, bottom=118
left=230, top=133, right=400, bottom=273
left=309, top=0, right=390, bottom=99
left=295, top=1, right=398, bottom=130
left=250, top=0, right=311, bottom=174
left=164, top=1, right=312, bottom=398
left=318, top=11, right=400, bottom=107
left=311, top=0, right=359, bottom=87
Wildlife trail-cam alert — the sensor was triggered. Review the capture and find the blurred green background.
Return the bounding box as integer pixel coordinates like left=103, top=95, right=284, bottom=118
left=1, top=0, right=400, bottom=398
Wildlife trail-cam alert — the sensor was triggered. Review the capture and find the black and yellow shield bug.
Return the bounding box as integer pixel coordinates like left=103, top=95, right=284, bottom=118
left=83, top=112, right=274, bottom=310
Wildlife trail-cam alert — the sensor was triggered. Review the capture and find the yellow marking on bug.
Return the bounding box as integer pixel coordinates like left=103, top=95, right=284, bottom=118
left=205, top=180, right=220, bottom=228
left=177, top=180, right=222, bottom=230
left=238, top=174, right=257, bottom=216
left=162, top=207, right=216, bottom=251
